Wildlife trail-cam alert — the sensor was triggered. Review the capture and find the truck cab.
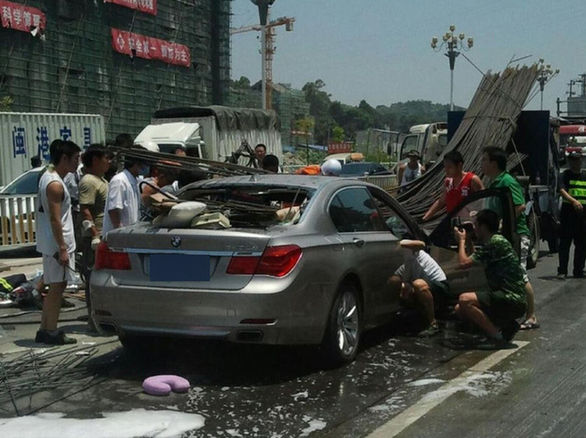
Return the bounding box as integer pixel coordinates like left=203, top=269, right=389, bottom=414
left=134, top=121, right=204, bottom=157
left=559, top=124, right=586, bottom=163
left=399, top=122, right=448, bottom=166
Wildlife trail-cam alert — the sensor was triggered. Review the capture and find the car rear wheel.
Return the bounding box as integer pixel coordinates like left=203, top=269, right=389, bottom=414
left=322, top=284, right=361, bottom=366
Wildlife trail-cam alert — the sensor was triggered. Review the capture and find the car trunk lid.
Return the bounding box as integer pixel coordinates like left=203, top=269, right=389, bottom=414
left=105, top=225, right=270, bottom=290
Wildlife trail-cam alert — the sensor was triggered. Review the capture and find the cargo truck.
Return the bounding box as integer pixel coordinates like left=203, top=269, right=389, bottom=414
left=134, top=106, right=282, bottom=166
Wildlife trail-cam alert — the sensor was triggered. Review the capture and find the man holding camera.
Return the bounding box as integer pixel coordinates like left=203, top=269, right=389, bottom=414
left=454, top=209, right=527, bottom=347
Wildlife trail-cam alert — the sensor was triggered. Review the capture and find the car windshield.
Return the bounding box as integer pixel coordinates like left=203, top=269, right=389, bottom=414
left=0, top=168, right=43, bottom=195
left=177, top=184, right=315, bottom=229
left=340, top=163, right=381, bottom=176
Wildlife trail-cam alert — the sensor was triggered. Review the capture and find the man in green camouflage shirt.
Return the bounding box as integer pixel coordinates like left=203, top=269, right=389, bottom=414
left=454, top=209, right=527, bottom=347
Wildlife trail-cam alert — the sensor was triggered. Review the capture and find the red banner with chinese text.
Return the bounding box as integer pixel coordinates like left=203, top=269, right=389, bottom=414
left=104, top=0, right=157, bottom=15
left=0, top=0, right=46, bottom=33
left=328, top=142, right=353, bottom=154
left=111, top=28, right=191, bottom=68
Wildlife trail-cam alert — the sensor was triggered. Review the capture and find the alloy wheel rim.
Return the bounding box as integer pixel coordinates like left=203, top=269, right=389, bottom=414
left=336, top=291, right=359, bottom=356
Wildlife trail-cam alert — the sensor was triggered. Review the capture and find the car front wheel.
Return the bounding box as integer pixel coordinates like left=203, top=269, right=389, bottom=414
left=322, top=284, right=361, bottom=366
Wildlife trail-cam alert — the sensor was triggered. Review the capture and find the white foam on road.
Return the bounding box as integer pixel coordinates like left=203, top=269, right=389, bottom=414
left=367, top=341, right=530, bottom=438
left=299, top=418, right=327, bottom=437
left=0, top=408, right=205, bottom=438
left=407, top=378, right=445, bottom=387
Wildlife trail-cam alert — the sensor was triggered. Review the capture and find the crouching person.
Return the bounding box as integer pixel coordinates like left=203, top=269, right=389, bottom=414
left=389, top=240, right=450, bottom=337
left=454, top=209, right=526, bottom=347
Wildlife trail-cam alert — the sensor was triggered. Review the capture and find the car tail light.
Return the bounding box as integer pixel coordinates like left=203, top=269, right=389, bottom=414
left=227, top=245, right=302, bottom=278
left=256, top=245, right=302, bottom=277
left=226, top=256, right=260, bottom=275
left=94, top=241, right=131, bottom=271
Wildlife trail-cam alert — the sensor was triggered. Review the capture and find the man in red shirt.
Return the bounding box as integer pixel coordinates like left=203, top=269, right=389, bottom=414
left=423, top=150, right=484, bottom=222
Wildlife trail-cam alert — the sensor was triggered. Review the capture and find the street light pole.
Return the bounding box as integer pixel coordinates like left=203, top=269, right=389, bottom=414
left=431, top=25, right=473, bottom=111
left=536, top=59, right=559, bottom=111
left=251, top=0, right=276, bottom=110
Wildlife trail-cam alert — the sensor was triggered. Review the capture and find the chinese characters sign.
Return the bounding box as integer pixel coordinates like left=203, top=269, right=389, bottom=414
left=104, top=0, right=157, bottom=16
left=328, top=142, right=354, bottom=154
left=111, top=28, right=191, bottom=68
left=0, top=0, right=46, bottom=33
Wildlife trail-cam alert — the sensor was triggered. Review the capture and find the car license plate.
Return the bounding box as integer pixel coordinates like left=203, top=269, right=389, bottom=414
left=149, top=254, right=210, bottom=282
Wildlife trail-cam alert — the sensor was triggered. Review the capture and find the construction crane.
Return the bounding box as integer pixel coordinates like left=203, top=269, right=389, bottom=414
left=231, top=6, right=295, bottom=111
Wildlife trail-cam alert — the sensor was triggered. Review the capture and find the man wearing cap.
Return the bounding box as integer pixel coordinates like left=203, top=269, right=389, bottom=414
left=398, top=150, right=425, bottom=191
left=558, top=151, right=586, bottom=279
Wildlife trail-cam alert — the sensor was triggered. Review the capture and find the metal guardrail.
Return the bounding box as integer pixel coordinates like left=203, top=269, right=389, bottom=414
left=0, top=194, right=37, bottom=249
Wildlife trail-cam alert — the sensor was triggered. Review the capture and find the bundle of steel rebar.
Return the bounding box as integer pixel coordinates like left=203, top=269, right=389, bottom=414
left=0, top=344, right=104, bottom=416
left=397, top=65, right=540, bottom=221
left=110, top=146, right=268, bottom=178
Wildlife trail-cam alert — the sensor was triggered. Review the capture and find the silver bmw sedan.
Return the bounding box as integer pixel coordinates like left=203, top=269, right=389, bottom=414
left=90, top=175, right=515, bottom=364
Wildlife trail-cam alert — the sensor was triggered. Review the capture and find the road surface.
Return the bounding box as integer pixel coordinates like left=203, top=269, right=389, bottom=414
left=1, top=252, right=585, bottom=437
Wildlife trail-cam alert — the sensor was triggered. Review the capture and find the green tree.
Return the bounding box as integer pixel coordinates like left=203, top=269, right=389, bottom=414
left=331, top=125, right=345, bottom=143
left=296, top=116, right=315, bottom=164
left=232, top=76, right=251, bottom=89
left=302, top=80, right=333, bottom=145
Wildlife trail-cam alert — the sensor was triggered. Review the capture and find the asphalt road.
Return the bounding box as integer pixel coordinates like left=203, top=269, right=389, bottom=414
left=1, top=251, right=585, bottom=437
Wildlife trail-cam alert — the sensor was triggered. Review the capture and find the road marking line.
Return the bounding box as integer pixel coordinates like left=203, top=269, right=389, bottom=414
left=366, top=341, right=530, bottom=438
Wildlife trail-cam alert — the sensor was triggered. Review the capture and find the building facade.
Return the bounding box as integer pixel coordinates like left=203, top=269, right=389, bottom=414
left=0, top=0, right=230, bottom=138
left=230, top=81, right=310, bottom=146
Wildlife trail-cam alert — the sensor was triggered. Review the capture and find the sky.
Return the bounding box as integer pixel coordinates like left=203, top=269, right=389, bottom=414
left=230, top=0, right=586, bottom=113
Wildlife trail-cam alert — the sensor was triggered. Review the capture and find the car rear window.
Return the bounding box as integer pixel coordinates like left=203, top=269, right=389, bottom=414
left=177, top=185, right=314, bottom=228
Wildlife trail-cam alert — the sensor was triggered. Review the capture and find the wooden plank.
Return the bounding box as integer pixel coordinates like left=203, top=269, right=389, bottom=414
left=17, top=196, right=25, bottom=244
left=26, top=196, right=35, bottom=244
left=10, top=197, right=17, bottom=246
left=0, top=198, right=8, bottom=246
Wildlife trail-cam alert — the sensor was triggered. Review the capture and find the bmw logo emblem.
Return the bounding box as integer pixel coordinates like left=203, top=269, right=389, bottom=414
left=171, top=236, right=182, bottom=248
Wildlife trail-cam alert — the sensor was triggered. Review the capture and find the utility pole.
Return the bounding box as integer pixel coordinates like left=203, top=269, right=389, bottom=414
left=568, top=80, right=576, bottom=98
left=431, top=25, right=473, bottom=111
left=232, top=1, right=294, bottom=110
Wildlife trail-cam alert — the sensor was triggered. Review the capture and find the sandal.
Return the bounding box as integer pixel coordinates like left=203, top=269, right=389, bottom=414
left=519, top=320, right=540, bottom=330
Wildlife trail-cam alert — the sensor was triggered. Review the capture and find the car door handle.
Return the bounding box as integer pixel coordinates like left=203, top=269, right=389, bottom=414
left=353, top=238, right=365, bottom=247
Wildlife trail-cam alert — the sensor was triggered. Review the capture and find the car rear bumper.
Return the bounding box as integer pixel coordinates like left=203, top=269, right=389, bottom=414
left=90, top=271, right=334, bottom=345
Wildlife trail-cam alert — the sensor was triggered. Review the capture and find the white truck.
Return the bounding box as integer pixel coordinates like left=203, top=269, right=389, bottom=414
left=399, top=122, right=448, bottom=166
left=134, top=106, right=282, bottom=165
left=0, top=112, right=106, bottom=187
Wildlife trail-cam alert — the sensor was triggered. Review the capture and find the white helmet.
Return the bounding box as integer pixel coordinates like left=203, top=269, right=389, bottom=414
left=321, top=159, right=342, bottom=176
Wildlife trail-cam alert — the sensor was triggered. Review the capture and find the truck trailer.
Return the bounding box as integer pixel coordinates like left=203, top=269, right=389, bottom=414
left=134, top=106, right=282, bottom=166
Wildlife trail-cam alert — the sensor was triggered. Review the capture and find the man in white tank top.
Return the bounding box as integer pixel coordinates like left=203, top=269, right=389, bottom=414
left=35, top=139, right=81, bottom=345
left=398, top=150, right=425, bottom=192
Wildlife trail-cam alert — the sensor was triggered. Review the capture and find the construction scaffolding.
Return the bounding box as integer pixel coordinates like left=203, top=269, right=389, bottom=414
left=0, top=0, right=231, bottom=139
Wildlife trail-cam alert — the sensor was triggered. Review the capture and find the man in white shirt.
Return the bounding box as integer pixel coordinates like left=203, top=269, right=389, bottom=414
left=102, top=158, right=145, bottom=235
left=388, top=240, right=450, bottom=337
left=35, top=139, right=81, bottom=345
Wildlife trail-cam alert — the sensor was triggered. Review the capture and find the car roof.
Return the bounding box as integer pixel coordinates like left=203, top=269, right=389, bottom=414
left=342, top=162, right=379, bottom=166
left=180, top=174, right=373, bottom=192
